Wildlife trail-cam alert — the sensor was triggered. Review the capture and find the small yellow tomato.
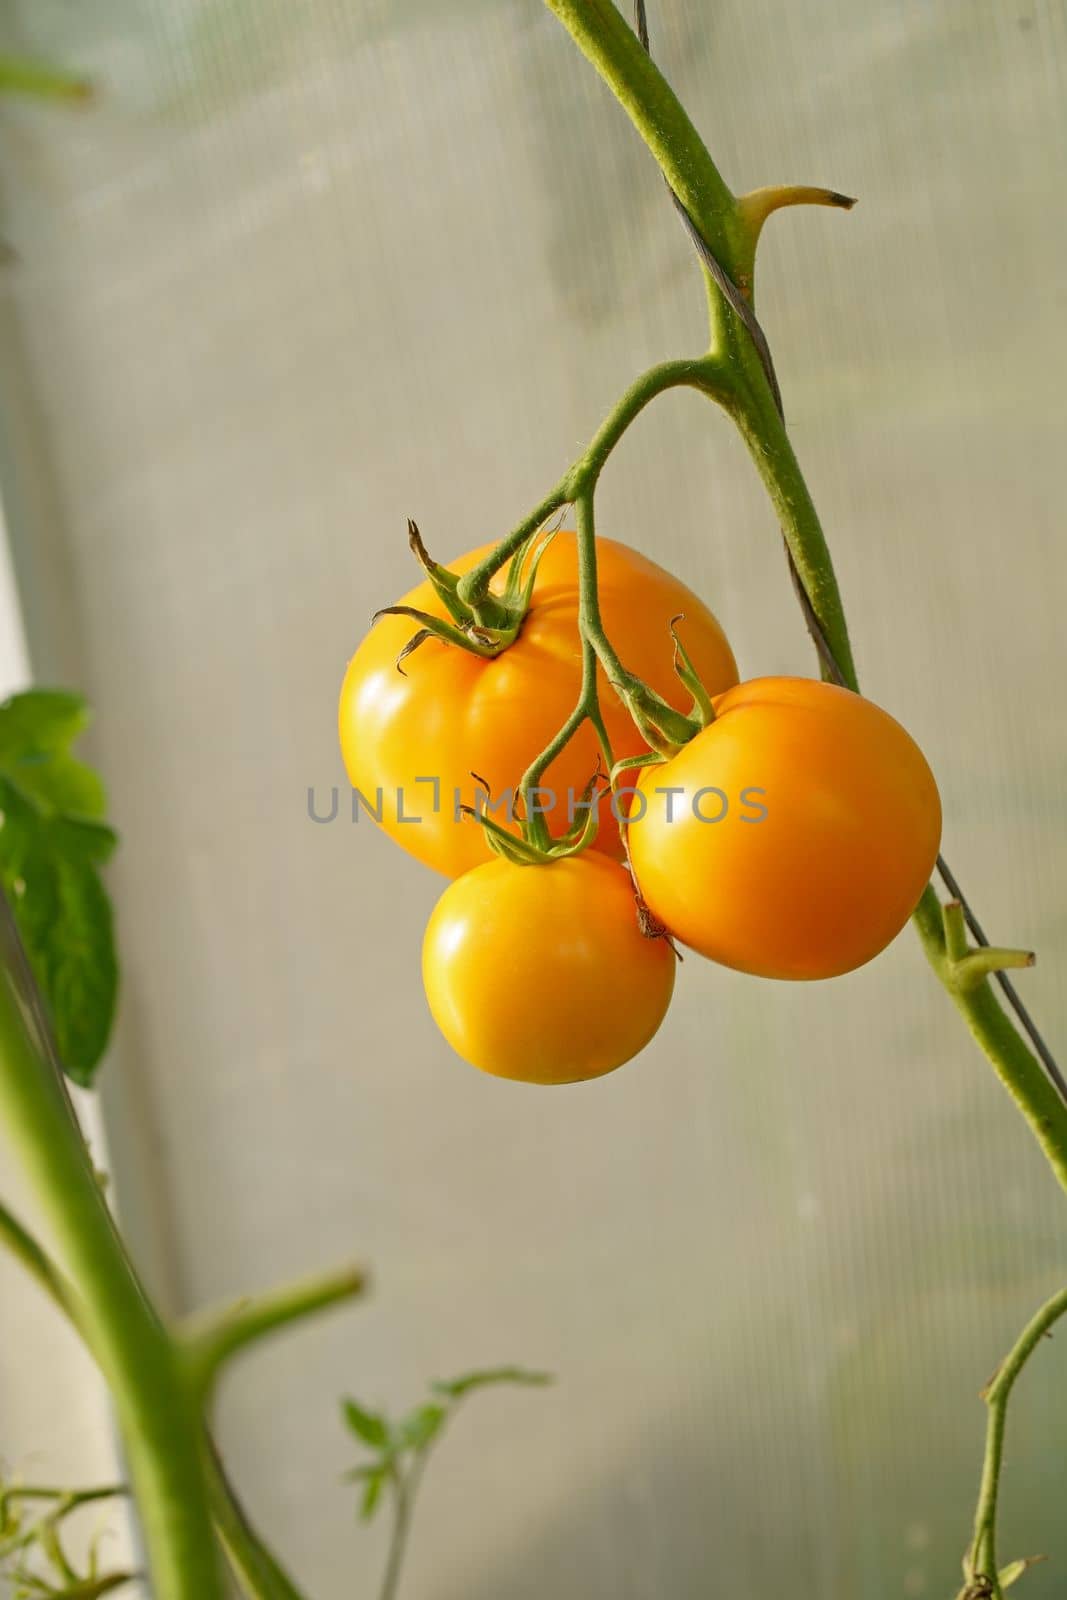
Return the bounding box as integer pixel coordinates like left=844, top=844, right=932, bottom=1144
left=421, top=852, right=676, bottom=1083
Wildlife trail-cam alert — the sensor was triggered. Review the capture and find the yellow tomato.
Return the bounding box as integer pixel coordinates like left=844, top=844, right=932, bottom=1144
left=422, top=852, right=675, bottom=1083
left=628, top=677, right=941, bottom=979
left=339, top=532, right=738, bottom=877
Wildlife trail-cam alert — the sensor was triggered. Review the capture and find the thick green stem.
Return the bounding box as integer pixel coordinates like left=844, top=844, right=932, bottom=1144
left=912, top=889, right=1067, bottom=1195
left=542, top=1, right=741, bottom=274
left=722, top=363, right=859, bottom=688
left=0, top=1209, right=310, bottom=1600
left=0, top=1197, right=310, bottom=1600
left=0, top=965, right=224, bottom=1599
left=965, top=1285, right=1067, bottom=1594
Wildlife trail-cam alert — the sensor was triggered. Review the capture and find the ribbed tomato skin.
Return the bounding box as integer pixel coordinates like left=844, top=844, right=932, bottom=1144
left=339, top=532, right=738, bottom=877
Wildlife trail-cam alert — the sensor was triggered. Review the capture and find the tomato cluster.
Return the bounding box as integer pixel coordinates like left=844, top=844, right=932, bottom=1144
left=340, top=534, right=941, bottom=1084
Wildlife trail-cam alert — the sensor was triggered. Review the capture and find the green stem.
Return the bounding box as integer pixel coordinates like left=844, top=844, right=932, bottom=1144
left=0, top=1195, right=89, bottom=1336
left=966, top=1285, right=1067, bottom=1594
left=721, top=367, right=858, bottom=688
left=0, top=958, right=224, bottom=1598
left=0, top=1485, right=126, bottom=1510
left=913, top=890, right=1067, bottom=1195
left=518, top=639, right=596, bottom=851
left=181, top=1264, right=367, bottom=1402
left=379, top=1465, right=415, bottom=1600
left=574, top=488, right=698, bottom=751
left=0, top=1195, right=310, bottom=1600
left=542, top=1, right=741, bottom=273
left=542, top=0, right=1067, bottom=1203
left=568, top=357, right=725, bottom=493
left=455, top=484, right=569, bottom=610
left=506, top=359, right=721, bottom=831
left=203, top=1444, right=309, bottom=1600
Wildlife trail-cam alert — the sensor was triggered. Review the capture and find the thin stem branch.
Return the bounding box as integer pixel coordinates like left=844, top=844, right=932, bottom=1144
left=203, top=1444, right=309, bottom=1600
left=506, top=359, right=720, bottom=828
left=0, top=1196, right=89, bottom=1339
left=379, top=1464, right=415, bottom=1600
left=454, top=483, right=569, bottom=610
left=574, top=488, right=697, bottom=752
left=966, top=1285, right=1067, bottom=1594
left=0, top=1485, right=127, bottom=1509
left=568, top=357, right=726, bottom=494
left=181, top=1265, right=367, bottom=1401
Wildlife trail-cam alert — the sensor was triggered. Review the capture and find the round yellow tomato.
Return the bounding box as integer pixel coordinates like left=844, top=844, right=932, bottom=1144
left=339, top=532, right=737, bottom=877
left=627, top=677, right=941, bottom=979
left=422, top=852, right=675, bottom=1083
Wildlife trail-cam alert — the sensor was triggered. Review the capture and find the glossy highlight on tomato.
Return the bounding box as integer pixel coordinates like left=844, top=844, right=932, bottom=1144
left=339, top=532, right=738, bottom=878
left=628, top=677, right=942, bottom=980
left=421, top=852, right=676, bottom=1083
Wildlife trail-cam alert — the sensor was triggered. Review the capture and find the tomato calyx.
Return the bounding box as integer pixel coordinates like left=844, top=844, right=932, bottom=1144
left=458, top=763, right=609, bottom=868
left=669, top=614, right=717, bottom=728
left=600, top=615, right=719, bottom=758
left=373, top=520, right=559, bottom=671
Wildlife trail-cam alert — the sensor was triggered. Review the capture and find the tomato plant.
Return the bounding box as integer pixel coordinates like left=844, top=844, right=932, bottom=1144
left=628, top=677, right=942, bottom=979
left=2, top=8, right=1065, bottom=1600
left=339, top=530, right=737, bottom=877
left=422, top=852, right=675, bottom=1083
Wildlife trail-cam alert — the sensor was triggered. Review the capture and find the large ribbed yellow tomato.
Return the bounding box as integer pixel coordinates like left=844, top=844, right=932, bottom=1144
left=628, top=677, right=941, bottom=980
left=339, top=532, right=737, bottom=877
left=422, top=852, right=675, bottom=1083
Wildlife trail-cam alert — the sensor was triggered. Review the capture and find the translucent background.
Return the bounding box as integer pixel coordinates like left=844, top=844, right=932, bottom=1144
left=1, top=3, right=1065, bottom=1597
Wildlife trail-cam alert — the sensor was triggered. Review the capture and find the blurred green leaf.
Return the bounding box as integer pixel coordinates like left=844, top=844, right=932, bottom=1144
left=359, top=1467, right=387, bottom=1522
left=0, top=691, right=118, bottom=1086
left=341, top=1399, right=390, bottom=1451
left=0, top=57, right=92, bottom=104
left=398, top=1404, right=446, bottom=1452
left=999, top=1556, right=1047, bottom=1589
left=431, top=1366, right=553, bottom=1400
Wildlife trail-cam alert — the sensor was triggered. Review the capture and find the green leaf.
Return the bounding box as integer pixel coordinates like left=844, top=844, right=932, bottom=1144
left=398, top=1404, right=446, bottom=1452
left=0, top=692, right=118, bottom=1086
left=341, top=1399, right=390, bottom=1450
left=999, top=1556, right=1047, bottom=1589
left=359, top=1466, right=386, bottom=1522
left=0, top=690, right=88, bottom=756
left=430, top=1366, right=554, bottom=1400
left=0, top=692, right=105, bottom=817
